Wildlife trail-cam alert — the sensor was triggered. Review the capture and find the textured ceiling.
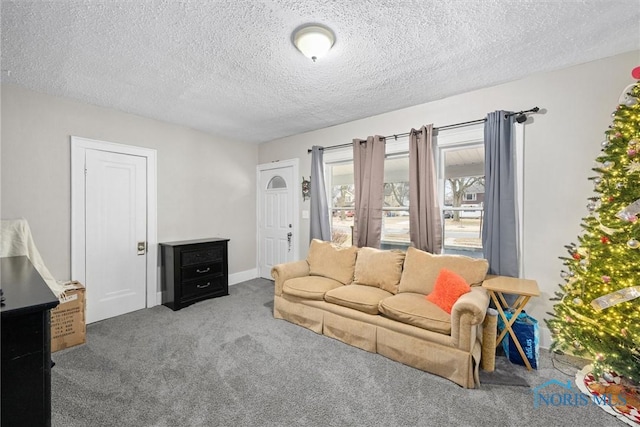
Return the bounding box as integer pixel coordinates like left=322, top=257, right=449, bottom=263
left=2, top=1, right=639, bottom=144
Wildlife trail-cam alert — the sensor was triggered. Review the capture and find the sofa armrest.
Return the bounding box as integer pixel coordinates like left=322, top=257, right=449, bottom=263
left=271, top=260, right=310, bottom=296
left=450, top=287, right=490, bottom=352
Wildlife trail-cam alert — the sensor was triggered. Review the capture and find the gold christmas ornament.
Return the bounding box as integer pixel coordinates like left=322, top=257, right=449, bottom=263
left=591, top=286, right=640, bottom=310
left=626, top=161, right=640, bottom=174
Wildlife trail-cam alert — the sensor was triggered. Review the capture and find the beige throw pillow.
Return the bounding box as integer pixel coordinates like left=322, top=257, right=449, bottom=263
left=398, top=246, right=488, bottom=295
left=307, top=239, right=358, bottom=285
left=353, top=247, right=405, bottom=294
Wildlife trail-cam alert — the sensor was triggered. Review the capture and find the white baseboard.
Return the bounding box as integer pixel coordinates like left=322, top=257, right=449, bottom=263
left=229, top=268, right=258, bottom=285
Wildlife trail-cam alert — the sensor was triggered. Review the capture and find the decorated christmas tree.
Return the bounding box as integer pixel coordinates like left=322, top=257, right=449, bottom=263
left=546, top=67, right=640, bottom=382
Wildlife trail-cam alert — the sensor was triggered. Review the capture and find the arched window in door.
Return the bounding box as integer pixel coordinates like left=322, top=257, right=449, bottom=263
left=267, top=175, right=287, bottom=189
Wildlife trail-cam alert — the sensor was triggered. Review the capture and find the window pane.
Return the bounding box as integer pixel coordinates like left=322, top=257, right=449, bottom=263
left=267, top=176, right=287, bottom=189
left=328, top=162, right=354, bottom=247
left=442, top=145, right=484, bottom=257
left=382, top=155, right=410, bottom=249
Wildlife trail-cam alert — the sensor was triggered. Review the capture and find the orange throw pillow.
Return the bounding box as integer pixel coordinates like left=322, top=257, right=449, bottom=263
left=425, top=268, right=471, bottom=314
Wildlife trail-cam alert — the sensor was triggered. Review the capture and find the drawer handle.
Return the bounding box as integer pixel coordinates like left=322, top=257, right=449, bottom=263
left=197, top=282, right=211, bottom=289
left=196, top=268, right=211, bottom=274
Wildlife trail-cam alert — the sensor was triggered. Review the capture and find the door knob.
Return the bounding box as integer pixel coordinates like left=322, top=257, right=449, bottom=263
left=137, top=241, right=146, bottom=255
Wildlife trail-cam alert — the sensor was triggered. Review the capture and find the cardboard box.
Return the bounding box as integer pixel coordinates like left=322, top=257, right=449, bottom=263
left=51, top=281, right=86, bottom=352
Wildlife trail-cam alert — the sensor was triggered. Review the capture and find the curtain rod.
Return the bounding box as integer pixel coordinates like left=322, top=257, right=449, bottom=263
left=307, top=107, right=539, bottom=153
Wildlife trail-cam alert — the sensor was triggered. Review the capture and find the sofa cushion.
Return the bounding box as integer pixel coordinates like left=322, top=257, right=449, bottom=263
left=283, top=276, right=343, bottom=300
left=353, top=247, right=405, bottom=294
left=426, top=269, right=471, bottom=314
left=324, top=284, right=393, bottom=315
left=378, top=292, right=452, bottom=334
left=398, top=247, right=488, bottom=295
left=307, top=239, right=358, bottom=285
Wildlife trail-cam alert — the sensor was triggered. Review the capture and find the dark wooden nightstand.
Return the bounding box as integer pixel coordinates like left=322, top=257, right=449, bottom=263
left=160, top=238, right=230, bottom=311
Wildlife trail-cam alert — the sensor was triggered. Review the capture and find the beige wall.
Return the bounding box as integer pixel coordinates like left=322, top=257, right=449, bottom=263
left=258, top=50, right=640, bottom=347
left=1, top=84, right=257, bottom=284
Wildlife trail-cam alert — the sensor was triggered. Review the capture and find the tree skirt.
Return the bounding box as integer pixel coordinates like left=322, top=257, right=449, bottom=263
left=576, top=364, right=640, bottom=425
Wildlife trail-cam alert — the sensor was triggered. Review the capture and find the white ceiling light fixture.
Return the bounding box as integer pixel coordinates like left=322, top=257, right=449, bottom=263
left=293, top=24, right=335, bottom=62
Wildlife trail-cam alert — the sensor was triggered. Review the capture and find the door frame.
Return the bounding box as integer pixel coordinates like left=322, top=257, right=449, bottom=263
left=71, top=136, right=158, bottom=309
left=256, top=158, right=300, bottom=276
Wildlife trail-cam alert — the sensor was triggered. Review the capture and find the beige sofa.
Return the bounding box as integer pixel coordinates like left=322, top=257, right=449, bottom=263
left=272, top=240, right=493, bottom=388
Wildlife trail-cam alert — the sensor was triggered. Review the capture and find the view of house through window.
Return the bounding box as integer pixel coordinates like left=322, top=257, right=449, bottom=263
left=381, top=155, right=410, bottom=249
left=327, top=162, right=355, bottom=247
left=441, top=144, right=485, bottom=257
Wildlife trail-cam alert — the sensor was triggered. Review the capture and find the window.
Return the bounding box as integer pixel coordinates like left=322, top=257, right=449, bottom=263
left=381, top=152, right=410, bottom=250
left=323, top=123, right=525, bottom=272
left=267, top=175, right=287, bottom=189
left=324, top=139, right=410, bottom=249
left=326, top=161, right=355, bottom=247
left=437, top=126, right=485, bottom=258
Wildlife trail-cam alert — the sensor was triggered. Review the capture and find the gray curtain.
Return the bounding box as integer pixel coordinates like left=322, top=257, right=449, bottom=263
left=309, top=146, right=331, bottom=241
left=353, top=136, right=385, bottom=248
left=409, top=125, right=442, bottom=253
left=482, top=111, right=518, bottom=277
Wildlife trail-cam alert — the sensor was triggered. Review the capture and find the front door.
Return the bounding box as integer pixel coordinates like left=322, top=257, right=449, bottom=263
left=257, top=160, right=298, bottom=279
left=85, top=149, right=147, bottom=323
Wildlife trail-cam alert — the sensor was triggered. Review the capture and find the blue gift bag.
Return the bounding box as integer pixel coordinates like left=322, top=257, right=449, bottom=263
left=497, top=310, right=539, bottom=369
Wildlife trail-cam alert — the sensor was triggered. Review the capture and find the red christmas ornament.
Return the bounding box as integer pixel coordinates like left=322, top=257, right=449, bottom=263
left=608, top=196, right=614, bottom=203
left=602, top=275, right=611, bottom=283
left=601, top=236, right=610, bottom=244
left=632, top=66, right=640, bottom=80
left=572, top=252, right=581, bottom=260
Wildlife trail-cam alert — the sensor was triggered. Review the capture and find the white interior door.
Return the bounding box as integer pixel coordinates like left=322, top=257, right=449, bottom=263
left=85, top=149, right=147, bottom=323
left=258, top=160, right=299, bottom=279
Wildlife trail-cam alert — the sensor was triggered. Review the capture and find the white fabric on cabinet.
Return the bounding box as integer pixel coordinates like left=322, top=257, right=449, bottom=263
left=1, top=218, right=67, bottom=297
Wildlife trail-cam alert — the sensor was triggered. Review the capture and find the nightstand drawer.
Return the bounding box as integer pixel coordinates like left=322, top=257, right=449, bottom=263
left=181, top=263, right=223, bottom=281
left=182, top=276, right=226, bottom=300
left=181, top=246, right=223, bottom=266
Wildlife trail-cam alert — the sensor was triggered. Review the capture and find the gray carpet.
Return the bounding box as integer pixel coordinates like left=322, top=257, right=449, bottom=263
left=51, top=278, right=625, bottom=426
left=479, top=355, right=530, bottom=387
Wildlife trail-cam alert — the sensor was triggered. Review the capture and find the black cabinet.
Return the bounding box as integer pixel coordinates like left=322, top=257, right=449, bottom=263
left=1, top=256, right=59, bottom=427
left=160, top=238, right=230, bottom=311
